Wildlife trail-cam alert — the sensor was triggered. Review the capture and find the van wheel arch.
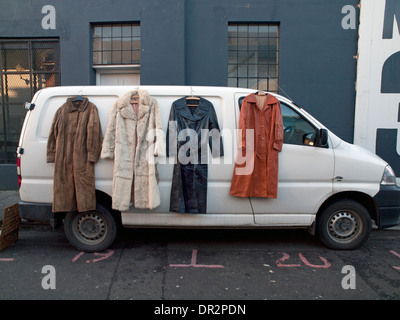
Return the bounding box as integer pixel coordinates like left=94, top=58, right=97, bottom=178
left=315, top=193, right=375, bottom=250
left=317, top=192, right=377, bottom=225
left=95, top=189, right=122, bottom=226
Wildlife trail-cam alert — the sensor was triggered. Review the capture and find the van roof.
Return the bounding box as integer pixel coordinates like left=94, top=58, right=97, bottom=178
left=32, top=85, right=294, bottom=105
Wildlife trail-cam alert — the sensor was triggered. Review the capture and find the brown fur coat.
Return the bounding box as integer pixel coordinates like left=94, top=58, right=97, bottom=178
left=47, top=97, right=103, bottom=212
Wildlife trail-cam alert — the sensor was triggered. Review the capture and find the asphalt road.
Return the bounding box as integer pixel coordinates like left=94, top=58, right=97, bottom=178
left=0, top=224, right=400, bottom=303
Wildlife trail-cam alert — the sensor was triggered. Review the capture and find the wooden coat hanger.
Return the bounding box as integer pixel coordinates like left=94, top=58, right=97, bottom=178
left=186, top=89, right=200, bottom=107
left=186, top=96, right=200, bottom=101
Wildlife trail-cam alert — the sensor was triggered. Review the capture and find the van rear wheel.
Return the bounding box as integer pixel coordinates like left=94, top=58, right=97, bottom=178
left=64, top=203, right=118, bottom=252
left=317, top=199, right=372, bottom=250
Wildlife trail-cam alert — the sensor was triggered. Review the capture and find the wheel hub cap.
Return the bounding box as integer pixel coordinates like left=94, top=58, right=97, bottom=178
left=329, top=211, right=358, bottom=239
left=77, top=213, right=106, bottom=241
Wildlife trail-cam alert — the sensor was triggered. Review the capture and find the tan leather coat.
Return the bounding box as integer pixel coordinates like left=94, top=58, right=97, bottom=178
left=230, top=93, right=283, bottom=198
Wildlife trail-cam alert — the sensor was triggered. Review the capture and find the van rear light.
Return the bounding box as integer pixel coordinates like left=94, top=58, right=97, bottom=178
left=17, top=157, right=21, bottom=188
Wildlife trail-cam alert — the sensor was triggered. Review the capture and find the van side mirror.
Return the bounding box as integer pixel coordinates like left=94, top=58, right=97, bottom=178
left=318, top=129, right=328, bottom=147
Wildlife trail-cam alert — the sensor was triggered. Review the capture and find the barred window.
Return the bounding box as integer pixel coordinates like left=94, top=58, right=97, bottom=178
left=0, top=39, right=60, bottom=163
left=228, top=23, right=279, bottom=93
left=92, top=23, right=140, bottom=65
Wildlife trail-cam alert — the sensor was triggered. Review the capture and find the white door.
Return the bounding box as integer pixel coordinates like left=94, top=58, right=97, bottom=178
left=248, top=102, right=335, bottom=224
left=96, top=72, right=140, bottom=85
left=231, top=94, right=334, bottom=222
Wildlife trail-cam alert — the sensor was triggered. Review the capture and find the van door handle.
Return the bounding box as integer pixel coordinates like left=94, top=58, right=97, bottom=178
left=333, top=176, right=343, bottom=181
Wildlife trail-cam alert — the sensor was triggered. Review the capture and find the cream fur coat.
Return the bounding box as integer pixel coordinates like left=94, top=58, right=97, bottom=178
left=101, top=89, right=165, bottom=211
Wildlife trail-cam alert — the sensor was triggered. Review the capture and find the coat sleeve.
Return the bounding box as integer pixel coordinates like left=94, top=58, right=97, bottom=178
left=46, top=107, right=62, bottom=163
left=238, top=97, right=249, bottom=152
left=166, top=103, right=177, bottom=157
left=100, top=100, right=118, bottom=159
left=152, top=98, right=166, bottom=157
left=208, top=102, right=224, bottom=158
left=273, top=102, right=284, bottom=152
left=87, top=104, right=103, bottom=163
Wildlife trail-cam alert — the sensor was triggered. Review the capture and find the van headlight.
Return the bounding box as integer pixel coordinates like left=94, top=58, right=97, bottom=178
left=381, top=165, right=396, bottom=186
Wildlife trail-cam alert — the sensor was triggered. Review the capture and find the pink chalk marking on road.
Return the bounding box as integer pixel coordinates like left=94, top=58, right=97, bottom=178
left=0, top=258, right=14, bottom=262
left=298, top=253, right=331, bottom=268
left=276, top=252, right=301, bottom=267
left=275, top=252, right=331, bottom=268
left=72, top=250, right=114, bottom=263
left=389, top=250, right=400, bottom=270
left=86, top=250, right=114, bottom=263
left=169, top=249, right=224, bottom=268
left=72, top=251, right=85, bottom=262
left=389, top=249, right=400, bottom=258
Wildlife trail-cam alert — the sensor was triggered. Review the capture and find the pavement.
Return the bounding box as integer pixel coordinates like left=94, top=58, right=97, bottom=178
left=0, top=190, right=21, bottom=223
left=1, top=221, right=400, bottom=300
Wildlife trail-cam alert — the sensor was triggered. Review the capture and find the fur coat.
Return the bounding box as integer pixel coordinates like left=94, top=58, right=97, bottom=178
left=101, top=89, right=165, bottom=211
left=47, top=97, right=103, bottom=212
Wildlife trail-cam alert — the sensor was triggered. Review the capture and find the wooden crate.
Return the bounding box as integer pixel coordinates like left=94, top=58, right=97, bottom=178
left=0, top=203, right=21, bottom=251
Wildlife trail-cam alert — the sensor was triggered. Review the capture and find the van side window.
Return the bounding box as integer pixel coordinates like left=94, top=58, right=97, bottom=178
left=238, top=97, right=245, bottom=111
left=237, top=97, right=318, bottom=146
left=280, top=103, right=317, bottom=146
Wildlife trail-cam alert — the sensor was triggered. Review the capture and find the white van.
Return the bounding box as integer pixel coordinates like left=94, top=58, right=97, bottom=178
left=17, top=86, right=400, bottom=252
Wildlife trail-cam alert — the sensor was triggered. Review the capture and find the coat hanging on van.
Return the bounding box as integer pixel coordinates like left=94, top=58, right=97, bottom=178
left=166, top=96, right=224, bottom=213
left=230, top=92, right=283, bottom=198
left=101, top=89, right=165, bottom=211
left=47, top=97, right=103, bottom=212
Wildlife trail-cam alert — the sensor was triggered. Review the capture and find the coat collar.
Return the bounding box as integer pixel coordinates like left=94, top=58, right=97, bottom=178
left=174, top=96, right=209, bottom=121
left=246, top=93, right=279, bottom=111
left=118, top=89, right=151, bottom=120
left=66, top=97, right=89, bottom=112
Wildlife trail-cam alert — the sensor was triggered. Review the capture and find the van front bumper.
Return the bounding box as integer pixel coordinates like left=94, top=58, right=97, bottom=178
left=373, top=184, right=400, bottom=229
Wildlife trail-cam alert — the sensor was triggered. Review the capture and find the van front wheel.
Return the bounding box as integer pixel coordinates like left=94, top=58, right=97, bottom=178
left=317, top=199, right=372, bottom=250
left=64, top=203, right=118, bottom=252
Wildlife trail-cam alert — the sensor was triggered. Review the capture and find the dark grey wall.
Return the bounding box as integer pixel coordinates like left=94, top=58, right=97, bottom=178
left=0, top=0, right=187, bottom=86
left=0, top=165, right=18, bottom=190
left=0, top=0, right=359, bottom=189
left=184, top=0, right=359, bottom=142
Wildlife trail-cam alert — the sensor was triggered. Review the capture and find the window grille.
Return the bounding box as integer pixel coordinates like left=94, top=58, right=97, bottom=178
left=228, top=23, right=279, bottom=92
left=92, top=23, right=141, bottom=65
left=0, top=39, right=60, bottom=163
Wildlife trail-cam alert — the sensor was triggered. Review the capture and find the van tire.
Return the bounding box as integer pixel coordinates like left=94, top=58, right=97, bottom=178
left=63, top=203, right=118, bottom=252
left=317, top=199, right=372, bottom=250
